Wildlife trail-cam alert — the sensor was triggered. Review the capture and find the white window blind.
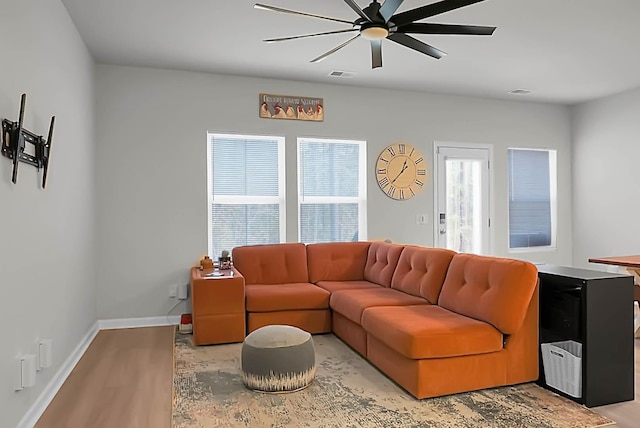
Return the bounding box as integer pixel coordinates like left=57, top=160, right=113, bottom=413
left=508, top=148, right=557, bottom=249
left=298, top=137, right=367, bottom=243
left=207, top=133, right=285, bottom=257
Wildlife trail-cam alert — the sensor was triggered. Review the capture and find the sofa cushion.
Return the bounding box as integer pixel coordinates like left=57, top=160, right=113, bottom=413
left=438, top=253, right=538, bottom=334
left=330, top=288, right=429, bottom=324
left=362, top=305, right=503, bottom=359
left=391, top=246, right=456, bottom=303
left=233, top=243, right=309, bottom=285
left=363, top=242, right=404, bottom=287
left=307, top=242, right=371, bottom=283
left=315, top=280, right=381, bottom=293
left=245, top=283, right=330, bottom=312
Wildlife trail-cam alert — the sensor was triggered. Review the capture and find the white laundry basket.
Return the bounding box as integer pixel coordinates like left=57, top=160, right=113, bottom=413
left=541, top=340, right=582, bottom=398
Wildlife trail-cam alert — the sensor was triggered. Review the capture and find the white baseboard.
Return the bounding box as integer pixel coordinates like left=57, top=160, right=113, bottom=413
left=18, top=321, right=100, bottom=428
left=18, top=316, right=181, bottom=427
left=98, top=315, right=180, bottom=330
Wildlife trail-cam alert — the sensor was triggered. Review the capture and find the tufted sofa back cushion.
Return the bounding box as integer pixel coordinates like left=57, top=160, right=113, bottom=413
left=307, top=242, right=371, bottom=283
left=363, top=242, right=404, bottom=287
left=391, top=246, right=457, bottom=303
left=438, top=253, right=538, bottom=334
left=233, top=243, right=309, bottom=285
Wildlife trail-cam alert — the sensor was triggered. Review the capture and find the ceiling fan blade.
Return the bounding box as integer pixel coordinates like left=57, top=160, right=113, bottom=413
left=264, top=29, right=358, bottom=43
left=392, top=0, right=488, bottom=27
left=310, top=34, right=361, bottom=63
left=399, top=23, right=496, bottom=36
left=387, top=33, right=447, bottom=59
left=254, top=3, right=353, bottom=25
left=342, top=0, right=373, bottom=22
left=380, top=0, right=404, bottom=22
left=371, top=39, right=382, bottom=69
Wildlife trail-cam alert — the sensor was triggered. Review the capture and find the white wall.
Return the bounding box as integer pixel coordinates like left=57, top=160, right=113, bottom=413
left=95, top=64, right=573, bottom=319
left=0, top=1, right=95, bottom=426
left=572, top=87, right=640, bottom=270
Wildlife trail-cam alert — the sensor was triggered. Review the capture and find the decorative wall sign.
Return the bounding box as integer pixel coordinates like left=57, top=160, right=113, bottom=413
left=259, top=93, right=323, bottom=121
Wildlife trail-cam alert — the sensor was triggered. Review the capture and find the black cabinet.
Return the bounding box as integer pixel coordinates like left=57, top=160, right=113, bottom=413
left=537, top=265, right=634, bottom=407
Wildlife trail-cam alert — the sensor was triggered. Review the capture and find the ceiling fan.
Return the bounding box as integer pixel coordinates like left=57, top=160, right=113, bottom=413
left=254, top=0, right=496, bottom=69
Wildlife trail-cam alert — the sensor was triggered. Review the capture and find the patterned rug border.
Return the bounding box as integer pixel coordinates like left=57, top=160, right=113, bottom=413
left=172, top=332, right=615, bottom=428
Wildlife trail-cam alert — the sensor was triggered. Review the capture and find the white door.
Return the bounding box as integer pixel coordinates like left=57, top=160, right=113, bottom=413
left=434, top=143, right=492, bottom=254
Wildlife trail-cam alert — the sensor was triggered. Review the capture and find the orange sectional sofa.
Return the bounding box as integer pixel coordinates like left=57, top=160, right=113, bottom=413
left=232, top=241, right=539, bottom=399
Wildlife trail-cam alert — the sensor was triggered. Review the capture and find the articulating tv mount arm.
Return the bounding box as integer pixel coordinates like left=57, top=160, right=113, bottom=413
left=1, top=94, right=55, bottom=188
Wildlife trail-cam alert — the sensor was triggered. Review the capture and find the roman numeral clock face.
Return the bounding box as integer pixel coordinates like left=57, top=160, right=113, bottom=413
left=375, top=143, right=427, bottom=200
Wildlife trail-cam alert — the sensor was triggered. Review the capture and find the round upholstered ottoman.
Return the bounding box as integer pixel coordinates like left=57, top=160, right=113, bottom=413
left=241, top=325, right=316, bottom=393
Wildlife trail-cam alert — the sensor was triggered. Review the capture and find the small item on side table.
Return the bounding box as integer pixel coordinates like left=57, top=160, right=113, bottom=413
left=200, top=255, right=214, bottom=270
left=219, top=249, right=232, bottom=270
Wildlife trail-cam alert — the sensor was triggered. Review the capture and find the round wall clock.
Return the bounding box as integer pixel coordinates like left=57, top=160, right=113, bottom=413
left=375, top=143, right=427, bottom=200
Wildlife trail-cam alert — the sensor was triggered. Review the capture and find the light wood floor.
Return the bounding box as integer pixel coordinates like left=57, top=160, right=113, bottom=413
left=35, top=327, right=639, bottom=428
left=35, top=326, right=174, bottom=428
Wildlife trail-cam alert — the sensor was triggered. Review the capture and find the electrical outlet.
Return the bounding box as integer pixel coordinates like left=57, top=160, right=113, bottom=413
left=178, top=283, right=188, bottom=300
left=39, top=339, right=53, bottom=369
left=169, top=285, right=177, bottom=298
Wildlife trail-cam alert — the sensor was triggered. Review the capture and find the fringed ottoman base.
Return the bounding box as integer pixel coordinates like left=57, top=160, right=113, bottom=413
left=241, top=325, right=316, bottom=393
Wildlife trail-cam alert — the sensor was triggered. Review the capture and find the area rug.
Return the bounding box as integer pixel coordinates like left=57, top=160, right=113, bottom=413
left=173, top=333, right=614, bottom=428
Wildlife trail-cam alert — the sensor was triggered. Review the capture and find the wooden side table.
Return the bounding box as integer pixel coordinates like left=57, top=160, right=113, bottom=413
left=190, top=267, right=246, bottom=345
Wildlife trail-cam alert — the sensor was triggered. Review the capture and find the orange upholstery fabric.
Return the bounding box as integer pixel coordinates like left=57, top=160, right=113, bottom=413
left=247, top=310, right=331, bottom=334
left=367, top=335, right=507, bottom=399
left=315, top=280, right=380, bottom=293
left=504, top=284, right=539, bottom=384
left=363, top=242, right=404, bottom=287
left=332, top=312, right=368, bottom=356
left=362, top=305, right=503, bottom=359
left=307, top=242, right=371, bottom=283
left=330, top=287, right=428, bottom=324
left=438, top=254, right=538, bottom=334
left=232, top=243, right=309, bottom=285
left=390, top=246, right=456, bottom=303
left=245, top=283, right=330, bottom=312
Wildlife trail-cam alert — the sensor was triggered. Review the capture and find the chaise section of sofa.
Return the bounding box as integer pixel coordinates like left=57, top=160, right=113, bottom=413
left=232, top=243, right=331, bottom=334
left=362, top=253, right=539, bottom=399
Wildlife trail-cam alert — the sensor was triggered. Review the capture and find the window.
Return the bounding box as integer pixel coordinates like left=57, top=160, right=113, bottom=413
left=207, top=133, right=285, bottom=257
left=508, top=148, right=557, bottom=250
left=298, top=137, right=367, bottom=243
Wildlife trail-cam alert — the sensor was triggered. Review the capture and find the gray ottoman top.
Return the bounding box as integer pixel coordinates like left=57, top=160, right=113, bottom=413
left=244, top=325, right=311, bottom=348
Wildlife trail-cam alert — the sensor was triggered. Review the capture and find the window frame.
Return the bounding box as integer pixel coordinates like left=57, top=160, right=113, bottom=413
left=507, top=147, right=558, bottom=252
left=297, top=136, right=367, bottom=243
left=206, top=132, right=286, bottom=256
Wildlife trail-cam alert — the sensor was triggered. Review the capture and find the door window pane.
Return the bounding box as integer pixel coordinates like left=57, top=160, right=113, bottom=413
left=446, top=159, right=482, bottom=253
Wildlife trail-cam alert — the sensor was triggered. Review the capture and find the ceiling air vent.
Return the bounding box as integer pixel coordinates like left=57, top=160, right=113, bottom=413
left=329, top=70, right=356, bottom=78
left=509, top=89, right=532, bottom=95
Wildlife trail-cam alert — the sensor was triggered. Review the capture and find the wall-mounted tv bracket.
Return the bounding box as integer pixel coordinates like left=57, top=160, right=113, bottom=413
left=1, top=94, right=55, bottom=188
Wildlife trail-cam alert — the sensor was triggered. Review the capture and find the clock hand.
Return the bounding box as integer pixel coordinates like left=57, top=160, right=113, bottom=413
left=391, top=160, right=408, bottom=184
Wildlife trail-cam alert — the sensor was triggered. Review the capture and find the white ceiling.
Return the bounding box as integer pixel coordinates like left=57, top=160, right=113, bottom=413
left=61, top=0, right=640, bottom=105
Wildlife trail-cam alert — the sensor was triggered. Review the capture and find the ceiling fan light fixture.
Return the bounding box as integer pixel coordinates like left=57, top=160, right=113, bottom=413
left=360, top=26, right=389, bottom=41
